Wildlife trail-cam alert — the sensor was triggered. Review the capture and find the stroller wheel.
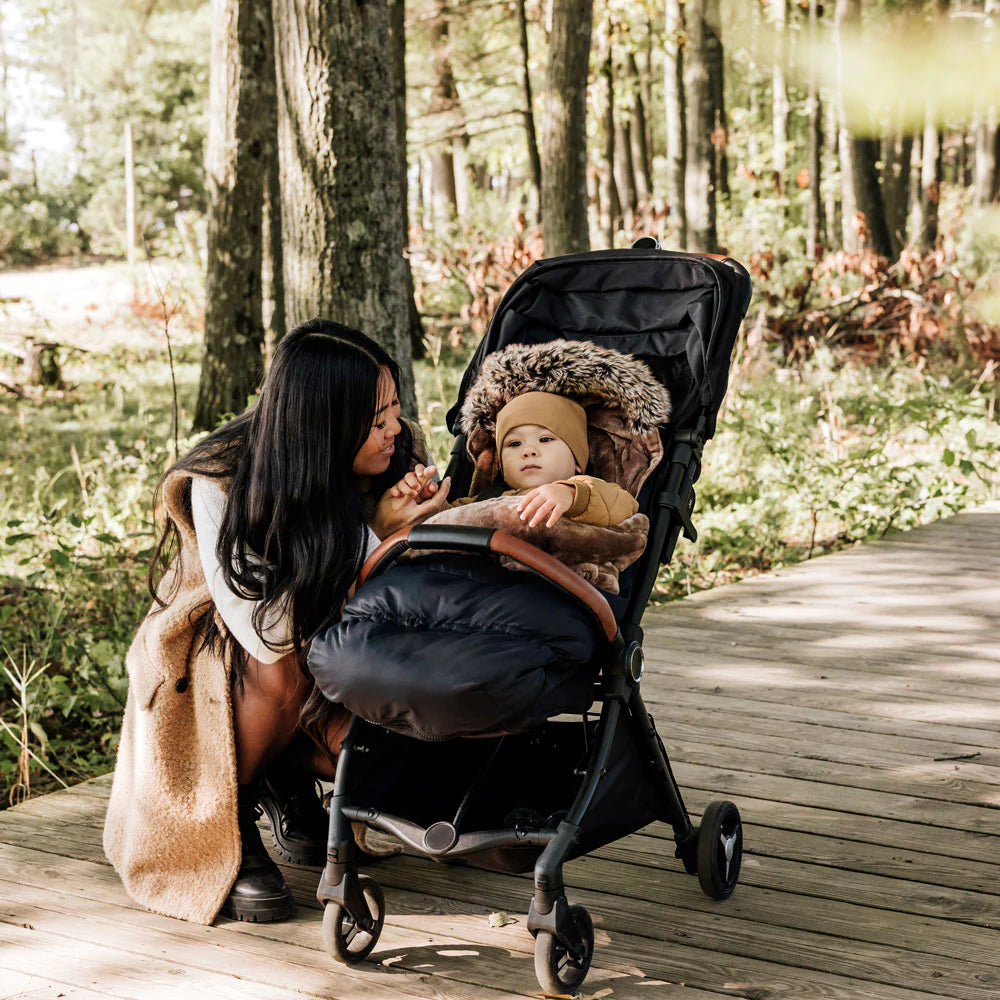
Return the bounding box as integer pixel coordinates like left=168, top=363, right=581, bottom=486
left=697, top=800, right=743, bottom=899
left=322, top=876, right=385, bottom=964
left=533, top=904, right=594, bottom=995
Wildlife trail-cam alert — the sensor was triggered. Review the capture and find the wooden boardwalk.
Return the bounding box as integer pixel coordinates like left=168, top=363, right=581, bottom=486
left=2, top=502, right=999, bottom=1000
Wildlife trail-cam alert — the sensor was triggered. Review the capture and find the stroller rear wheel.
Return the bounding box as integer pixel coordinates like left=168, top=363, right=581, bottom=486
left=322, top=875, right=385, bottom=964
left=697, top=800, right=742, bottom=899
left=533, top=904, right=594, bottom=995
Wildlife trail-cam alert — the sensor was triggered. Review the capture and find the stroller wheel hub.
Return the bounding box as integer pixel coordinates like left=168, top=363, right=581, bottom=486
left=626, top=642, right=645, bottom=683
left=424, top=821, right=458, bottom=854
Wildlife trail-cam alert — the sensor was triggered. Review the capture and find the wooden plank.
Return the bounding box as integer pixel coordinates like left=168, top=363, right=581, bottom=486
left=376, top=855, right=988, bottom=1000
left=645, top=686, right=1000, bottom=754
left=595, top=832, right=1000, bottom=930
left=0, top=972, right=113, bottom=1000
left=0, top=843, right=734, bottom=1000
left=664, top=737, right=1000, bottom=808
left=655, top=716, right=1000, bottom=780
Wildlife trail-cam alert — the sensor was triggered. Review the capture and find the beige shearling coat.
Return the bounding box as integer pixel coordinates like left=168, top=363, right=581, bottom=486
left=103, top=467, right=241, bottom=925
left=104, top=423, right=428, bottom=924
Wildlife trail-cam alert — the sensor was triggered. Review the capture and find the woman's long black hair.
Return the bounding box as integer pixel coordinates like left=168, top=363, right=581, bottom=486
left=149, top=319, right=413, bottom=687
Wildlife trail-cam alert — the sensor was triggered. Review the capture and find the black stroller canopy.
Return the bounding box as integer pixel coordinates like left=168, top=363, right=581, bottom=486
left=447, top=248, right=752, bottom=441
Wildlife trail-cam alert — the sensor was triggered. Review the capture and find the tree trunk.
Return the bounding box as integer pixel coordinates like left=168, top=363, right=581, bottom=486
left=806, top=0, right=825, bottom=259
left=389, top=0, right=424, bottom=358
left=664, top=0, right=686, bottom=247
left=260, top=0, right=283, bottom=365
left=974, top=110, right=998, bottom=207
left=195, top=0, right=271, bottom=431
left=850, top=136, right=894, bottom=258
left=272, top=0, right=416, bottom=416
left=602, top=45, right=620, bottom=247
left=627, top=52, right=653, bottom=207
left=614, top=118, right=637, bottom=223
left=124, top=121, right=137, bottom=267
left=428, top=1, right=458, bottom=223
left=882, top=121, right=912, bottom=257
left=834, top=0, right=857, bottom=251
left=540, top=0, right=594, bottom=256
left=707, top=0, right=728, bottom=204
left=517, top=0, right=542, bottom=219
left=914, top=110, right=943, bottom=250
left=771, top=0, right=788, bottom=192
left=683, top=0, right=717, bottom=252
left=822, top=97, right=837, bottom=249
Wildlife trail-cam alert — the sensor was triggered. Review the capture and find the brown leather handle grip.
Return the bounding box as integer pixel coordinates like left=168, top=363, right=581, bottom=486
left=358, top=525, right=619, bottom=642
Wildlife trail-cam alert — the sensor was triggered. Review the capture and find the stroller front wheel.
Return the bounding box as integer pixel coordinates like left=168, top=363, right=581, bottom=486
left=533, top=904, right=595, bottom=995
left=322, top=875, right=385, bottom=964
left=697, top=800, right=743, bottom=899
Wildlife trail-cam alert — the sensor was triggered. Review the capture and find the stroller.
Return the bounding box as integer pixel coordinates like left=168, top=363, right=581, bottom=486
left=307, top=241, right=753, bottom=994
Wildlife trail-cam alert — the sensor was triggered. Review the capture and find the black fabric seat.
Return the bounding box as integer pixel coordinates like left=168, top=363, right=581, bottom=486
left=307, top=554, right=604, bottom=741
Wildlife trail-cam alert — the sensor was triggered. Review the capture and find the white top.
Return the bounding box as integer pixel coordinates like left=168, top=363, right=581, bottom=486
left=190, top=477, right=380, bottom=664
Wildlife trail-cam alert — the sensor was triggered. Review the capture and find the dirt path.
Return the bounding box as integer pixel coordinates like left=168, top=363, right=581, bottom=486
left=0, top=259, right=202, bottom=352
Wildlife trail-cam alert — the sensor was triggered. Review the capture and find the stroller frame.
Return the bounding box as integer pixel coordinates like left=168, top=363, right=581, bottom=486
left=315, top=246, right=751, bottom=992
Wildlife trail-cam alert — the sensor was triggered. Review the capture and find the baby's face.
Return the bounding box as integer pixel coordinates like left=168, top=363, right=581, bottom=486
left=501, top=424, right=578, bottom=489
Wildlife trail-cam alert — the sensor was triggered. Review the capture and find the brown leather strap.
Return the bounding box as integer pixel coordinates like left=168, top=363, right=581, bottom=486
left=487, top=532, right=619, bottom=642
left=358, top=527, right=412, bottom=586
left=357, top=526, right=619, bottom=642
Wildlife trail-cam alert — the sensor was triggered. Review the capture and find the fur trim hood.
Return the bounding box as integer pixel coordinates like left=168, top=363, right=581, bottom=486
left=458, top=340, right=671, bottom=496
left=459, top=339, right=671, bottom=440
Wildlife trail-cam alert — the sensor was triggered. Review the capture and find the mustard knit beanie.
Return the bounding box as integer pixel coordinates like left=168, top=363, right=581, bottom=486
left=495, top=391, right=589, bottom=474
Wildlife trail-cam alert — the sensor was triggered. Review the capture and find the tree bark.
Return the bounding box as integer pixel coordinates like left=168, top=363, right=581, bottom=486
left=602, top=44, right=620, bottom=247
left=615, top=117, right=637, bottom=222
left=882, top=120, right=912, bottom=257
left=914, top=110, right=943, bottom=250
left=272, top=0, right=416, bottom=416
left=664, top=0, right=687, bottom=247
left=974, top=110, right=998, bottom=206
left=517, top=0, right=542, bottom=219
left=195, top=0, right=271, bottom=431
left=540, top=0, right=594, bottom=256
left=850, top=135, right=894, bottom=258
left=834, top=0, right=858, bottom=251
left=707, top=0, right=728, bottom=204
left=683, top=0, right=717, bottom=252
left=771, top=0, right=788, bottom=191
left=388, top=0, right=424, bottom=358
left=428, top=1, right=458, bottom=223
left=806, top=0, right=825, bottom=259
left=627, top=52, right=653, bottom=207
left=261, top=0, right=283, bottom=363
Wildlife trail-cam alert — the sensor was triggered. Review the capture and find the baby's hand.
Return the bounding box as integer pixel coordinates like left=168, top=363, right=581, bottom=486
left=518, top=484, right=575, bottom=528
left=389, top=464, right=440, bottom=502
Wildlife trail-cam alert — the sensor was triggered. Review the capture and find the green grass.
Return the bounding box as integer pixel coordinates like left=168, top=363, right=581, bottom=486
left=1, top=307, right=998, bottom=805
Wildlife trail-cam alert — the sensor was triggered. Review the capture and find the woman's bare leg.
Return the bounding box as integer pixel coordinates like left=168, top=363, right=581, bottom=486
left=232, top=652, right=310, bottom=785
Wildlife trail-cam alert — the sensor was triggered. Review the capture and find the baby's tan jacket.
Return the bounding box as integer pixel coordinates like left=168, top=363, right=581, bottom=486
left=452, top=474, right=638, bottom=527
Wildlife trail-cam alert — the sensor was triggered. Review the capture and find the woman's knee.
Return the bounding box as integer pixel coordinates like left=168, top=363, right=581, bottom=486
left=241, top=652, right=310, bottom=710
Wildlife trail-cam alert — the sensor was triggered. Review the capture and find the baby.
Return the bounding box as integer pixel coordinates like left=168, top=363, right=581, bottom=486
left=393, top=391, right=637, bottom=528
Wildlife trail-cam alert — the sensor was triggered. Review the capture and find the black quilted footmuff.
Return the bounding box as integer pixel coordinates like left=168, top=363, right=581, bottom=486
left=307, top=554, right=604, bottom=740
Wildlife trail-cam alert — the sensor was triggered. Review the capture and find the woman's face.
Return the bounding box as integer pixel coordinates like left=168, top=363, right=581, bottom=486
left=352, top=368, right=402, bottom=477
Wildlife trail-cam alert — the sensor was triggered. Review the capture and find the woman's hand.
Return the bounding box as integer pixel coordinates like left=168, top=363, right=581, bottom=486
left=517, top=483, right=575, bottom=528
left=388, top=464, right=442, bottom=502
left=372, top=472, right=452, bottom=538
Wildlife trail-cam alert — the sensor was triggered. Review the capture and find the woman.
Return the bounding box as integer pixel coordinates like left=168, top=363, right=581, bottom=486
left=103, top=319, right=449, bottom=925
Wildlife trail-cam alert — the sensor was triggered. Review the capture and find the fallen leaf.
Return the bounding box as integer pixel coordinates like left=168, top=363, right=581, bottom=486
left=488, top=911, right=517, bottom=928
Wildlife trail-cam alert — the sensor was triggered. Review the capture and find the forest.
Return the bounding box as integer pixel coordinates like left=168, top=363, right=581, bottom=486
left=0, top=0, right=998, bottom=804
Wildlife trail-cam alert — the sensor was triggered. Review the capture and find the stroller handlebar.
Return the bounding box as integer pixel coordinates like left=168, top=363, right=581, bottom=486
left=359, top=524, right=620, bottom=643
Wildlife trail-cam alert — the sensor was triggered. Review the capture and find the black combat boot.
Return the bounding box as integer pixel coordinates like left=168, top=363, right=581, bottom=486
left=258, top=770, right=329, bottom=867
left=219, top=784, right=295, bottom=922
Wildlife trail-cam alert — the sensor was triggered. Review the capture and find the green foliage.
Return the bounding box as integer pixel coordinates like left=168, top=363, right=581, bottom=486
left=0, top=296, right=201, bottom=802
left=656, top=350, right=1000, bottom=601
left=0, top=179, right=88, bottom=264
